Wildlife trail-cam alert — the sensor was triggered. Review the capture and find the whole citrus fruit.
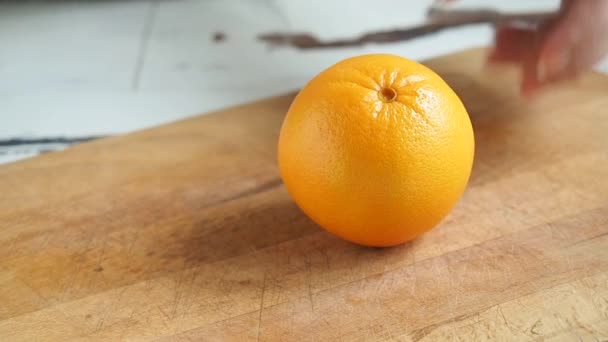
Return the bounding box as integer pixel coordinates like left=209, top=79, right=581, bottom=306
left=278, top=54, right=474, bottom=247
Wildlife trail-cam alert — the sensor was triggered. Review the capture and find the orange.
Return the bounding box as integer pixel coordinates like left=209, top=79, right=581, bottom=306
left=278, top=54, right=474, bottom=247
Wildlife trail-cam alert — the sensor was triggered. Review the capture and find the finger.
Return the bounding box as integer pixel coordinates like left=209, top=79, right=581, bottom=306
left=539, top=0, right=608, bottom=82
left=486, top=25, right=545, bottom=95
left=520, top=18, right=562, bottom=96
left=489, top=26, right=536, bottom=64
left=519, top=17, right=560, bottom=94
left=537, top=9, right=577, bottom=82
left=520, top=42, right=543, bottom=96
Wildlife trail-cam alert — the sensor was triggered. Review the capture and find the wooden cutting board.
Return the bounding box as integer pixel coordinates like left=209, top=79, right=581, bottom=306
left=1, top=48, right=607, bottom=342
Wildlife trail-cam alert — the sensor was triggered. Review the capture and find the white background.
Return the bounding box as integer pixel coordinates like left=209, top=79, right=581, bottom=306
left=3, top=0, right=601, bottom=164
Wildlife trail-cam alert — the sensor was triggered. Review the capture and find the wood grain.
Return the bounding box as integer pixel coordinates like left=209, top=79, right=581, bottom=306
left=1, top=48, right=607, bottom=341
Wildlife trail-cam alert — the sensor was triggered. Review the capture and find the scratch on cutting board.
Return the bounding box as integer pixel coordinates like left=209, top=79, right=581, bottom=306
left=569, top=231, right=608, bottom=248
left=409, top=311, right=478, bottom=341
left=169, top=273, right=185, bottom=320
left=205, top=178, right=283, bottom=211
left=117, top=309, right=136, bottom=340
left=16, top=277, right=48, bottom=302
left=126, top=229, right=140, bottom=256
left=321, top=248, right=331, bottom=270
left=257, top=272, right=267, bottom=342
left=93, top=235, right=109, bottom=276
left=306, top=254, right=314, bottom=312
left=60, top=231, right=97, bottom=301
left=497, top=304, right=523, bottom=336
left=157, top=305, right=171, bottom=321
left=529, top=319, right=543, bottom=335
left=6, top=234, right=18, bottom=258
left=181, top=268, right=201, bottom=318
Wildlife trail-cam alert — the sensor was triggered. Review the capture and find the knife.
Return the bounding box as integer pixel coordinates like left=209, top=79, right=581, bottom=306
left=258, top=7, right=555, bottom=50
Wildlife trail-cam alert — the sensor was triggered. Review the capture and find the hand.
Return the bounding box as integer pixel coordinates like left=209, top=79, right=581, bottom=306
left=489, top=0, right=608, bottom=95
left=490, top=0, right=608, bottom=94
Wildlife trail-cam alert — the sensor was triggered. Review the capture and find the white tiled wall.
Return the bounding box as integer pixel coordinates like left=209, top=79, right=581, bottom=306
left=0, top=0, right=583, bottom=164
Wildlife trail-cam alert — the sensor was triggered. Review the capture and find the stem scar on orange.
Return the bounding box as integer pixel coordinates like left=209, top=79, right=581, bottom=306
left=278, top=54, right=474, bottom=247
